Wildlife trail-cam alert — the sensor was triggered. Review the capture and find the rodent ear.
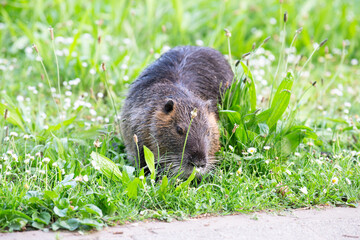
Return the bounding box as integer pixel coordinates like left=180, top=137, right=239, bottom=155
left=164, top=99, right=174, bottom=113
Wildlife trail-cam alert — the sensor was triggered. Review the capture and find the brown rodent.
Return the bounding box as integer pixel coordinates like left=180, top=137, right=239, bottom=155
left=120, top=46, right=233, bottom=178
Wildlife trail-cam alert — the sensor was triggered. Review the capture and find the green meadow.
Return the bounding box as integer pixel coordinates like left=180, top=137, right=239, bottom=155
left=0, top=0, right=359, bottom=232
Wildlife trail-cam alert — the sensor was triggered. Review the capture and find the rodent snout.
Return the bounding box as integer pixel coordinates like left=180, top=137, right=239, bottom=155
left=188, top=151, right=207, bottom=168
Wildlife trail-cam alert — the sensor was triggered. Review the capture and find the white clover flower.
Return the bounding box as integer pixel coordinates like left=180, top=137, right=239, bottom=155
left=345, top=178, right=351, bottom=185
left=16, top=95, right=24, bottom=102
left=299, top=187, right=308, bottom=194
left=4, top=136, right=9, bottom=142
left=331, top=177, right=338, bottom=184
left=285, top=169, right=291, bottom=175
left=306, top=142, right=314, bottom=147
left=315, top=159, right=323, bottom=165
left=93, top=139, right=102, bottom=148
left=24, top=158, right=30, bottom=164
left=42, top=157, right=50, bottom=164
left=195, top=39, right=204, bottom=46
left=247, top=147, right=257, bottom=154
left=10, top=132, right=18, bottom=137
left=344, top=102, right=351, bottom=108
left=269, top=17, right=277, bottom=25
left=83, top=175, right=89, bottom=182
left=75, top=176, right=83, bottom=182
left=89, top=68, right=96, bottom=75
left=228, top=145, right=234, bottom=152
left=39, top=170, right=46, bottom=175
left=351, top=59, right=358, bottom=65
left=23, top=134, right=30, bottom=140
left=89, top=109, right=97, bottom=116
left=35, top=152, right=41, bottom=157
left=263, top=146, right=271, bottom=151
left=139, top=175, right=144, bottom=180
left=97, top=92, right=104, bottom=98
left=52, top=162, right=58, bottom=167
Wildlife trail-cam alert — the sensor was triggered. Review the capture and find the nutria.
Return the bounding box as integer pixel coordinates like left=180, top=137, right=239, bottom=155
left=120, top=46, right=233, bottom=177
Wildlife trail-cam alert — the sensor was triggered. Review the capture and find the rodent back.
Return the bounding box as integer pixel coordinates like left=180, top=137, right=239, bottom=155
left=127, top=46, right=234, bottom=105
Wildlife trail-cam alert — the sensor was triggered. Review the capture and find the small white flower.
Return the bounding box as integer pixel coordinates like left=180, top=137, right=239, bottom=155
left=89, top=68, right=96, bottom=75
left=4, top=136, right=9, bottom=142
left=247, top=147, right=257, bottom=154
left=331, top=177, right=338, bottom=184
left=306, top=142, right=314, bottom=147
left=269, top=17, right=277, bottom=25
left=23, top=134, right=30, bottom=140
left=195, top=39, right=204, bottom=46
left=97, top=92, right=104, bottom=98
left=236, top=167, right=242, bottom=175
left=65, top=91, right=72, bottom=96
left=285, top=169, right=291, bottom=175
left=89, top=109, right=97, bottom=116
left=263, top=146, right=271, bottom=151
left=228, top=145, right=234, bottom=152
left=315, top=159, right=323, bottom=165
left=139, top=175, right=144, bottom=180
left=10, top=132, right=18, bottom=137
left=75, top=175, right=83, bottom=182
left=16, top=95, right=24, bottom=102
left=52, top=162, right=58, bottom=167
left=35, top=152, right=41, bottom=157
left=351, top=58, right=358, bottom=65
left=93, top=139, right=102, bottom=148
left=83, top=175, right=89, bottom=182
left=345, top=178, right=351, bottom=185
left=344, top=102, right=351, bottom=108
left=299, top=187, right=308, bottom=194
left=24, top=158, right=30, bottom=164
left=39, top=170, right=46, bottom=175
left=42, top=157, right=50, bottom=164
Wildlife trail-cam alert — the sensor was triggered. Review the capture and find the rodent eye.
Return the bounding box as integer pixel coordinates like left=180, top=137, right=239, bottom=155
left=176, top=126, right=184, bottom=135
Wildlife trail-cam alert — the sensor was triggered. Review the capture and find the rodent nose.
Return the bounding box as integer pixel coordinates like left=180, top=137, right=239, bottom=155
left=189, top=151, right=207, bottom=168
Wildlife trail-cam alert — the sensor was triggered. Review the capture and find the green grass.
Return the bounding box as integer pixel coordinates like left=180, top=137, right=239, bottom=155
left=1, top=0, right=360, bottom=232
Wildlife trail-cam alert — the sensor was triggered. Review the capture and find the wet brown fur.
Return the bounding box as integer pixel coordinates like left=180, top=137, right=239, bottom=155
left=120, top=46, right=233, bottom=177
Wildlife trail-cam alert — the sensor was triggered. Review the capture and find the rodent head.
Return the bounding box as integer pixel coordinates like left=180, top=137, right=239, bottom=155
left=151, top=96, right=220, bottom=178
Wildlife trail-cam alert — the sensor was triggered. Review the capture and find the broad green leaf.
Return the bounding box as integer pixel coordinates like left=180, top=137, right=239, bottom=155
left=79, top=219, right=103, bottom=230
left=241, top=62, right=257, bottom=112
left=83, top=204, right=103, bottom=217
left=158, top=175, right=168, bottom=195
left=0, top=103, right=25, bottom=131
left=54, top=206, right=68, bottom=217
left=176, top=167, right=197, bottom=191
left=0, top=210, right=32, bottom=221
left=258, top=123, right=269, bottom=137
left=90, top=152, right=122, bottom=182
left=58, top=218, right=80, bottom=231
left=52, top=134, right=65, bottom=159
left=143, top=145, right=155, bottom=179
left=267, top=72, right=294, bottom=128
left=7, top=218, right=28, bottom=231
left=126, top=178, right=140, bottom=199
left=44, top=190, right=59, bottom=200
left=32, top=212, right=51, bottom=225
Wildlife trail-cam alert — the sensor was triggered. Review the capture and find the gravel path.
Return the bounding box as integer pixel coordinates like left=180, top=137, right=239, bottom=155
left=1, top=206, right=359, bottom=240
